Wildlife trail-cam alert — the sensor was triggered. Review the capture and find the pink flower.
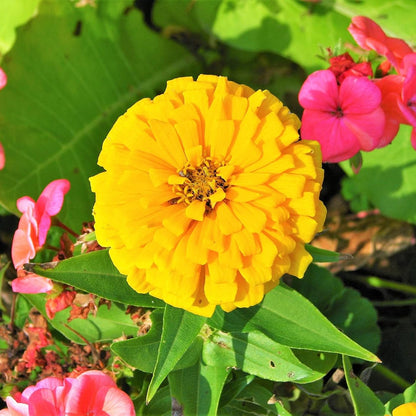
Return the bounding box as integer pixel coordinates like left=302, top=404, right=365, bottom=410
left=397, top=54, right=416, bottom=148
left=348, top=16, right=413, bottom=75
left=0, top=68, right=6, bottom=90
left=11, top=179, right=70, bottom=294
left=0, top=370, right=135, bottom=416
left=328, top=52, right=372, bottom=83
left=298, top=69, right=385, bottom=162
left=0, top=142, right=5, bottom=170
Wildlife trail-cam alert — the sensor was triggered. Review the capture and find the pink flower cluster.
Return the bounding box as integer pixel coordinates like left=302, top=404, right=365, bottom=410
left=11, top=179, right=70, bottom=294
left=0, top=370, right=135, bottom=416
left=299, top=16, right=416, bottom=163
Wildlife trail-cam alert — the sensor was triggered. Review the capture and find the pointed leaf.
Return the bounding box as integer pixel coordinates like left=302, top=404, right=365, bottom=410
left=28, top=250, right=164, bottom=308
left=291, top=264, right=381, bottom=354
left=169, top=359, right=229, bottom=416
left=209, top=283, right=379, bottom=362
left=203, top=330, right=336, bottom=383
left=111, top=310, right=203, bottom=373
left=147, top=306, right=206, bottom=402
left=343, top=356, right=385, bottom=416
left=305, top=244, right=342, bottom=263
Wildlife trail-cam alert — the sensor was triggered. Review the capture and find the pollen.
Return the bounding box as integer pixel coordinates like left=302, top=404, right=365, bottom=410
left=169, top=158, right=229, bottom=213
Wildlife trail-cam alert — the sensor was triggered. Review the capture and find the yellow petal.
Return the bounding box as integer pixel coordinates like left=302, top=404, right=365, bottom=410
left=229, top=201, right=267, bottom=233
left=185, top=200, right=206, bottom=221
left=288, top=244, right=313, bottom=278
left=215, top=202, right=242, bottom=235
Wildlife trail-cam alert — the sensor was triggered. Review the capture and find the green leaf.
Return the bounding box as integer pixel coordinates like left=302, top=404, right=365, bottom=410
left=169, top=360, right=229, bottom=416
left=0, top=0, right=41, bottom=55
left=209, top=283, right=379, bottom=362
left=28, top=250, right=164, bottom=308
left=0, top=0, right=200, bottom=228
left=291, top=264, right=381, bottom=354
left=203, top=330, right=335, bottom=384
left=111, top=309, right=203, bottom=373
left=341, top=126, right=416, bottom=224
left=24, top=294, right=138, bottom=343
left=305, top=244, right=342, bottom=263
left=343, top=356, right=385, bottom=416
left=147, top=306, right=206, bottom=402
left=384, top=381, right=416, bottom=415
left=141, top=385, right=172, bottom=416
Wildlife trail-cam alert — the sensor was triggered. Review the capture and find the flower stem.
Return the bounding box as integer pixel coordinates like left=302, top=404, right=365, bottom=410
left=344, top=274, right=416, bottom=295
left=374, top=364, right=411, bottom=390
left=54, top=218, right=78, bottom=238
left=372, top=298, right=416, bottom=307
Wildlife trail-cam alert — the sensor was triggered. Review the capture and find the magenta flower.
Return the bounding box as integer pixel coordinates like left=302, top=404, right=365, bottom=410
left=11, top=179, right=70, bottom=293
left=0, top=68, right=6, bottom=90
left=298, top=69, right=385, bottom=163
left=0, top=370, right=135, bottom=416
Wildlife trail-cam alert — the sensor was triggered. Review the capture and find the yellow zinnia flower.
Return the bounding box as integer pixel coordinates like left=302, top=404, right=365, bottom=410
left=90, top=75, right=326, bottom=317
left=392, top=403, right=416, bottom=416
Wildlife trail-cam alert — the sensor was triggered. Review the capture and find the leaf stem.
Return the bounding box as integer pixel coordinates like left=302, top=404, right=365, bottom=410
left=344, top=274, right=416, bottom=295
left=372, top=298, right=416, bottom=307
left=374, top=364, right=411, bottom=390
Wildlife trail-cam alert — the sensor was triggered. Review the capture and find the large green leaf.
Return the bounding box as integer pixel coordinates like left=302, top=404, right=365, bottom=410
left=28, top=249, right=164, bottom=308
left=147, top=306, right=207, bottom=402
left=168, top=360, right=229, bottom=416
left=0, top=0, right=199, bottom=227
left=341, top=125, right=416, bottom=224
left=24, top=293, right=138, bottom=343
left=203, top=330, right=336, bottom=384
left=290, top=264, right=381, bottom=354
left=208, top=283, right=379, bottom=362
left=0, top=0, right=41, bottom=55
left=343, top=356, right=385, bottom=416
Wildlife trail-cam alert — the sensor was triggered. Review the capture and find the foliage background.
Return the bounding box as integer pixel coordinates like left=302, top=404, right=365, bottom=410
left=1, top=0, right=416, bottom=415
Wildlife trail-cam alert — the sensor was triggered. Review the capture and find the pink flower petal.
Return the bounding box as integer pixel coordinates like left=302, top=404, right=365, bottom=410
left=298, top=70, right=339, bottom=112
left=348, top=16, right=387, bottom=52
left=16, top=197, right=36, bottom=215
left=4, top=397, right=29, bottom=416
left=300, top=109, right=361, bottom=163
left=101, top=387, right=136, bottom=416
left=343, top=107, right=385, bottom=151
left=0, top=142, right=5, bottom=170
left=0, top=68, right=6, bottom=90
left=36, top=179, right=70, bottom=246
left=37, top=179, right=71, bottom=217
left=339, top=76, right=381, bottom=114
left=11, top=274, right=54, bottom=294
left=11, top=228, right=36, bottom=269
left=28, top=389, right=62, bottom=416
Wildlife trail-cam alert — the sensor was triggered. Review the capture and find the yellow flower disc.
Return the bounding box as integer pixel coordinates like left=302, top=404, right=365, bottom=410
left=90, top=75, right=326, bottom=317
left=392, top=403, right=416, bottom=416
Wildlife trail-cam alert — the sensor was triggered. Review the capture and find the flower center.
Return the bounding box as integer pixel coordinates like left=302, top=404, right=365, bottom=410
left=169, top=158, right=229, bottom=212
left=331, top=106, right=344, bottom=118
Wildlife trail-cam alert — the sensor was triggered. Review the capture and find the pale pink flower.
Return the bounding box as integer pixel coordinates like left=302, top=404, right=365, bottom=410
left=0, top=371, right=135, bottom=416
left=299, top=69, right=385, bottom=162
left=11, top=179, right=70, bottom=294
